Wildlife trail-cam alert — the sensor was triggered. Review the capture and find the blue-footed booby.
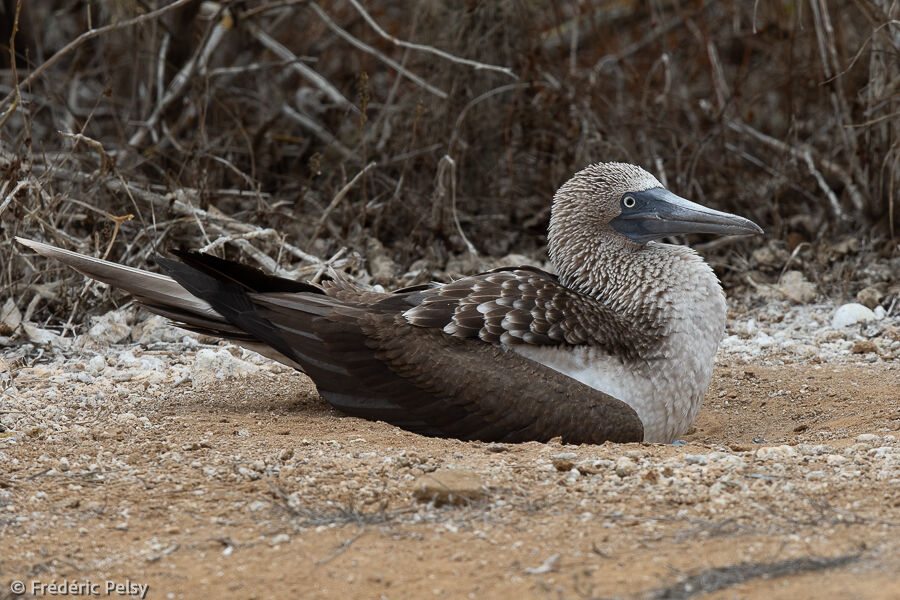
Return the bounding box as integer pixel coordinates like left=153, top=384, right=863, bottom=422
left=16, top=163, right=762, bottom=444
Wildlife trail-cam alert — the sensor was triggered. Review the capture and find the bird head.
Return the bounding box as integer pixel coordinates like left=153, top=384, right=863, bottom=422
left=549, top=162, right=762, bottom=252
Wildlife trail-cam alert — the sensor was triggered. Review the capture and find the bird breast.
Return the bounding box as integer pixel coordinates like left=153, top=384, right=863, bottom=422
left=511, top=261, right=726, bottom=443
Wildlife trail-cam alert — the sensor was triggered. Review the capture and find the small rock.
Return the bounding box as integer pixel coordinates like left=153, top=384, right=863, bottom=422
left=851, top=340, right=878, bottom=354
left=552, top=458, right=575, bottom=472
left=523, top=553, right=560, bottom=575
left=485, top=444, right=508, bottom=453
left=237, top=466, right=261, bottom=480
left=615, top=456, right=637, bottom=477
left=776, top=271, right=816, bottom=304
left=552, top=452, right=578, bottom=472
left=832, top=303, right=876, bottom=328
left=366, top=238, right=400, bottom=286
left=131, top=315, right=191, bottom=344
left=856, top=284, right=887, bottom=309
left=271, top=533, right=290, bottom=546
left=22, top=323, right=66, bottom=347
left=754, top=332, right=775, bottom=348
left=88, top=309, right=132, bottom=344
left=192, top=348, right=259, bottom=387
left=830, top=237, right=859, bottom=258
left=755, top=445, right=797, bottom=460
left=684, top=454, right=708, bottom=465
left=412, top=469, right=486, bottom=506
left=86, top=355, right=107, bottom=375
left=752, top=244, right=789, bottom=268
left=279, top=448, right=294, bottom=461
left=0, top=298, right=21, bottom=335
left=58, top=457, right=70, bottom=472
left=797, top=444, right=831, bottom=456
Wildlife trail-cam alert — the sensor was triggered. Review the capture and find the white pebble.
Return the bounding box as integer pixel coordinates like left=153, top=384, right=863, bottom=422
left=86, top=355, right=107, bottom=375
left=88, top=309, right=132, bottom=344
left=755, top=445, right=797, bottom=460
left=831, top=303, right=875, bottom=328
left=615, top=456, right=637, bottom=477
left=192, top=348, right=259, bottom=387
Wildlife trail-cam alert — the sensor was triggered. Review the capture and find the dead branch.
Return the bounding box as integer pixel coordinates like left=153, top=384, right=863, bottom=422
left=727, top=120, right=865, bottom=215
left=244, top=20, right=358, bottom=113
left=309, top=3, right=448, bottom=99
left=0, top=0, right=195, bottom=113
left=129, top=6, right=233, bottom=147
left=345, top=0, right=518, bottom=80
left=309, top=161, right=377, bottom=246
left=281, top=105, right=356, bottom=161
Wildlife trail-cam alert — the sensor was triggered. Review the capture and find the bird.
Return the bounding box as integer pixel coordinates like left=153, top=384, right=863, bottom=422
left=17, top=162, right=762, bottom=444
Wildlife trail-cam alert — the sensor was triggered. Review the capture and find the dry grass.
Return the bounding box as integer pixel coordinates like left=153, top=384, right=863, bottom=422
left=1, top=0, right=898, bottom=326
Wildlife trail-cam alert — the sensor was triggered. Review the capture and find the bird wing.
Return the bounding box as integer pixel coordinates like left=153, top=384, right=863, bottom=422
left=401, top=268, right=657, bottom=359
left=249, top=291, right=644, bottom=443
left=242, top=267, right=647, bottom=443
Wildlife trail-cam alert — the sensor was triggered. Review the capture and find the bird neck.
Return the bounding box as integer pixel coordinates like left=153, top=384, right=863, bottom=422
left=550, top=231, right=723, bottom=335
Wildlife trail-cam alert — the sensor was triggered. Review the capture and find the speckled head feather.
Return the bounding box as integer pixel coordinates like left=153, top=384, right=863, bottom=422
left=548, top=162, right=666, bottom=296
left=551, top=162, right=663, bottom=226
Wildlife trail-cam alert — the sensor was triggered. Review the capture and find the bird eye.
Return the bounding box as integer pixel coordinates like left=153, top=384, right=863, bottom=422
left=623, top=195, right=636, bottom=208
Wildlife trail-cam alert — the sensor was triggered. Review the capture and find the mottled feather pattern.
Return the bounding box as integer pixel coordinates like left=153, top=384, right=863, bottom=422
left=402, top=269, right=658, bottom=359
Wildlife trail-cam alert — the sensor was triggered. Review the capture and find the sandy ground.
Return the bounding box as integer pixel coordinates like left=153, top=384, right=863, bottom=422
left=1, top=306, right=899, bottom=600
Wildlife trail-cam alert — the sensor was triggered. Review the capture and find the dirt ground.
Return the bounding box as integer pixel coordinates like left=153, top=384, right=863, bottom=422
left=1, top=340, right=899, bottom=599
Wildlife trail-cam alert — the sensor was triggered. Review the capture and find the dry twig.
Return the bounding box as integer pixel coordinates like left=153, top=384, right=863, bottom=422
left=345, top=0, right=518, bottom=80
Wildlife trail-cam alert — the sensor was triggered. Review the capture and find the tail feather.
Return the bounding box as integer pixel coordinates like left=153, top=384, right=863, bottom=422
left=17, top=238, right=215, bottom=316
left=169, top=248, right=324, bottom=295
left=17, top=238, right=261, bottom=344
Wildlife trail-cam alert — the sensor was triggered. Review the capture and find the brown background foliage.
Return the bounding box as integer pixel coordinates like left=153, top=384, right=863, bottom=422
left=1, top=0, right=898, bottom=324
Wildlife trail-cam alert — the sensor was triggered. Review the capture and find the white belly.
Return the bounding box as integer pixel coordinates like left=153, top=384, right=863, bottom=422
left=511, top=339, right=713, bottom=443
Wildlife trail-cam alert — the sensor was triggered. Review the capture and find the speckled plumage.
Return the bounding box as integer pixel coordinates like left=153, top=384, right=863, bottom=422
left=17, top=162, right=759, bottom=444
left=403, top=163, right=728, bottom=441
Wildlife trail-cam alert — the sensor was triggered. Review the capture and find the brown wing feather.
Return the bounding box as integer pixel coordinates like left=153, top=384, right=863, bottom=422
left=359, top=310, right=643, bottom=443
left=253, top=288, right=643, bottom=443
left=403, top=269, right=658, bottom=359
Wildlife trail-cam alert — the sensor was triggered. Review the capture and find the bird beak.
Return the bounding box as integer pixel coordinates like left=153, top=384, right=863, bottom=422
left=610, top=187, right=764, bottom=244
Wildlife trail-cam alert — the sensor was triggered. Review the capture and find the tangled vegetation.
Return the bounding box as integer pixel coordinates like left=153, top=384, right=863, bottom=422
left=1, top=0, right=897, bottom=324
